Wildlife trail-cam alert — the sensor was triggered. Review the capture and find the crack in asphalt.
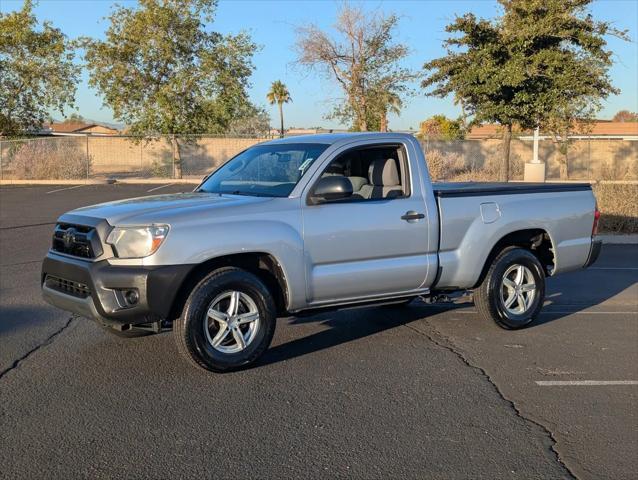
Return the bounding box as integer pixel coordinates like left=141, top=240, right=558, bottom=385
left=402, top=319, right=578, bottom=480
left=0, top=222, right=56, bottom=231
left=1, top=260, right=41, bottom=267
left=0, top=316, right=75, bottom=381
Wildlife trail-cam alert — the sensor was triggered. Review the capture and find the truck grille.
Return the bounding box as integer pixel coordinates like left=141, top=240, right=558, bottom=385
left=45, top=275, right=91, bottom=299
left=52, top=223, right=103, bottom=259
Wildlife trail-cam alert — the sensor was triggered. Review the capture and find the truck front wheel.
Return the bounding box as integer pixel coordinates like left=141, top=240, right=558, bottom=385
left=174, top=267, right=277, bottom=372
left=474, top=247, right=545, bottom=329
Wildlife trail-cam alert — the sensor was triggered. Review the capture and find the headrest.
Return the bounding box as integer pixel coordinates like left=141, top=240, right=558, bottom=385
left=348, top=176, right=368, bottom=191
left=324, top=162, right=344, bottom=176
left=369, top=158, right=400, bottom=186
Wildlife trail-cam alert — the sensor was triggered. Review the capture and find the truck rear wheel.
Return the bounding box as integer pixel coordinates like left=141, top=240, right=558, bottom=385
left=174, top=267, right=276, bottom=372
left=474, top=247, right=545, bottom=329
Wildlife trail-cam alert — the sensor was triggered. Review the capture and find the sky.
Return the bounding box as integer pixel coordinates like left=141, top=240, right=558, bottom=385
left=2, top=0, right=637, bottom=130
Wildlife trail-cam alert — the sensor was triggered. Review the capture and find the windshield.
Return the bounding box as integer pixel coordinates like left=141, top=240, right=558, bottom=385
left=198, top=143, right=329, bottom=197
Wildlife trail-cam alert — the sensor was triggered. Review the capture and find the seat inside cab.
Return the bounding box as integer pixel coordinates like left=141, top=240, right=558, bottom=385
left=319, top=145, right=407, bottom=200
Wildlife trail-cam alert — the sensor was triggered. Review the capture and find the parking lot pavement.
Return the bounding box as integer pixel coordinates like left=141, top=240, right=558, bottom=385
left=411, top=246, right=638, bottom=480
left=1, top=184, right=636, bottom=479
left=0, top=184, right=191, bottom=373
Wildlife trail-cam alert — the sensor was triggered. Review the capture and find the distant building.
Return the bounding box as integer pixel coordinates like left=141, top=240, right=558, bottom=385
left=467, top=121, right=638, bottom=140
left=44, top=122, right=120, bottom=136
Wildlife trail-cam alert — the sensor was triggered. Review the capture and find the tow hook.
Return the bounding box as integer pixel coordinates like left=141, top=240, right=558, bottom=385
left=125, top=318, right=166, bottom=334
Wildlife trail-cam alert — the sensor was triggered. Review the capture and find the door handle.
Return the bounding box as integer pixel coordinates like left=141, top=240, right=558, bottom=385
left=401, top=211, right=425, bottom=221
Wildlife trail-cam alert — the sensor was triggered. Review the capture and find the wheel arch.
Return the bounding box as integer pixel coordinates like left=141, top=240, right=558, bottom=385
left=168, top=252, right=290, bottom=321
left=473, top=228, right=555, bottom=289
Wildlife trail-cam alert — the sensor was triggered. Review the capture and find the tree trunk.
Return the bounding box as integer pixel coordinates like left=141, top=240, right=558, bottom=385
left=278, top=103, right=284, bottom=138
left=359, top=90, right=367, bottom=131
left=380, top=108, right=388, bottom=132
left=500, top=124, right=512, bottom=181
left=170, top=135, right=182, bottom=179
left=559, top=150, right=569, bottom=180
left=552, top=139, right=569, bottom=180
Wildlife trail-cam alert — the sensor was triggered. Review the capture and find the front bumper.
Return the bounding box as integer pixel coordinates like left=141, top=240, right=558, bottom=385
left=584, top=238, right=602, bottom=268
left=41, top=252, right=192, bottom=326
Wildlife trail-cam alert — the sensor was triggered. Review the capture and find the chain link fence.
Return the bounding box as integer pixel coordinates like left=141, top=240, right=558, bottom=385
left=0, top=135, right=270, bottom=181
left=420, top=137, right=638, bottom=182
left=0, top=134, right=636, bottom=182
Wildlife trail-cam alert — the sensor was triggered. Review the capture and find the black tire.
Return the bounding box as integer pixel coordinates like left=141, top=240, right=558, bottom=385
left=174, top=267, right=276, bottom=372
left=474, top=247, right=545, bottom=330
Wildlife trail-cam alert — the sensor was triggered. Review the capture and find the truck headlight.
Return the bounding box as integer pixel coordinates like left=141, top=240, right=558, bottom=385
left=106, top=225, right=169, bottom=258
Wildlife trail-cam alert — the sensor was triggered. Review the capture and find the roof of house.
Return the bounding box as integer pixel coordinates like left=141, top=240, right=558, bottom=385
left=265, top=132, right=415, bottom=145
left=48, top=122, right=119, bottom=134
left=466, top=121, right=638, bottom=139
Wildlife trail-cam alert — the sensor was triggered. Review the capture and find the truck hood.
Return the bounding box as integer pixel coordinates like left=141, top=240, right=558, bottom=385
left=65, top=192, right=272, bottom=225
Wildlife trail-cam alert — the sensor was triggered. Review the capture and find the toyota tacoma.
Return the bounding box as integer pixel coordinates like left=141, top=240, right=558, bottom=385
left=42, top=133, right=601, bottom=372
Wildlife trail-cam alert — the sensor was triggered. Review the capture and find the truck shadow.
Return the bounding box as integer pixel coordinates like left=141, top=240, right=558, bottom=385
left=534, top=243, right=637, bottom=326
left=258, top=245, right=637, bottom=366
left=0, top=305, right=61, bottom=337
left=259, top=305, right=434, bottom=367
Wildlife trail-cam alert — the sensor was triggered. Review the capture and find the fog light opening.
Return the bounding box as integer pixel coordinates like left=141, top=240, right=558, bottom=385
left=124, top=289, right=139, bottom=305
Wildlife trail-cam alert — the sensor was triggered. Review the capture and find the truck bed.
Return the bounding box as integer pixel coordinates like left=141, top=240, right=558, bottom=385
left=433, top=182, right=591, bottom=197
left=432, top=181, right=596, bottom=289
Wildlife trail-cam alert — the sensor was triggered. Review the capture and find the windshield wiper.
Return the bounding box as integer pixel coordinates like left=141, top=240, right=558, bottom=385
left=226, top=190, right=277, bottom=198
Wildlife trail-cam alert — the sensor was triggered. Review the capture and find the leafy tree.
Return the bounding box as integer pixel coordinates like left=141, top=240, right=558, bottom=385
left=266, top=80, right=291, bottom=138
left=613, top=110, right=638, bottom=122
left=417, top=115, right=465, bottom=141
left=83, top=0, right=257, bottom=177
left=63, top=113, right=85, bottom=124
left=373, top=89, right=403, bottom=132
left=328, top=89, right=403, bottom=132
left=423, top=0, right=625, bottom=181
left=543, top=107, right=594, bottom=180
left=0, top=0, right=80, bottom=137
left=227, top=105, right=270, bottom=137
left=295, top=3, right=417, bottom=131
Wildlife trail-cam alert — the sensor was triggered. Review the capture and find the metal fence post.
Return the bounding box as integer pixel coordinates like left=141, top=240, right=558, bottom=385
left=0, top=140, right=3, bottom=181
left=86, top=135, right=90, bottom=179
left=171, top=136, right=175, bottom=179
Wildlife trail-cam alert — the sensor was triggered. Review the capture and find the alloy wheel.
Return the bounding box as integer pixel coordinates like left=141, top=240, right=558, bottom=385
left=204, top=290, right=260, bottom=353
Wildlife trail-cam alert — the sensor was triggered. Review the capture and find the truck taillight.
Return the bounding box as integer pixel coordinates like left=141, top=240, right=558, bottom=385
left=592, top=204, right=601, bottom=236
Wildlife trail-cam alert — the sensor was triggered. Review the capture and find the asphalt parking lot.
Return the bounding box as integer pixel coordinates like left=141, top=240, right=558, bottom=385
left=1, top=183, right=636, bottom=479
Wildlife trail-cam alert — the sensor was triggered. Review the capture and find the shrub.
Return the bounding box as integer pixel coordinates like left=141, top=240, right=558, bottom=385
left=149, top=159, right=172, bottom=178
left=6, top=138, right=89, bottom=179
left=425, top=149, right=466, bottom=180
left=593, top=182, right=638, bottom=234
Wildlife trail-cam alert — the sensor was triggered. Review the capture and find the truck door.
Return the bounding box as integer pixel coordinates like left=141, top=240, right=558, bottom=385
left=301, top=141, right=435, bottom=305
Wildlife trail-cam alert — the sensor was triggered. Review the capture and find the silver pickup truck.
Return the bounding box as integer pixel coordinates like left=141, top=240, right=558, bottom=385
left=42, top=133, right=601, bottom=372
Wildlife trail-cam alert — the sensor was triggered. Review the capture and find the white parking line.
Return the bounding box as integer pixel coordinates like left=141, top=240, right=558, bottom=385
left=590, top=267, right=638, bottom=271
left=536, top=380, right=638, bottom=386
left=147, top=183, right=174, bottom=192
left=430, top=308, right=637, bottom=315
left=46, top=185, right=87, bottom=194
left=541, top=310, right=638, bottom=315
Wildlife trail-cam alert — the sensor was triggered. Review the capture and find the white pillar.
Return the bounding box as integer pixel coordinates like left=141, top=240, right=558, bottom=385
left=524, top=125, right=546, bottom=182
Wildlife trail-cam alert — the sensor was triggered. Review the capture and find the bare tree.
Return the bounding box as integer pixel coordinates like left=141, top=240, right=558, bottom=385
left=294, top=3, right=416, bottom=131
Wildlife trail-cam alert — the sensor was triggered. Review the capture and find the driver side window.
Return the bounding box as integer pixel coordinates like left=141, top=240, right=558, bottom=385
left=318, top=144, right=408, bottom=201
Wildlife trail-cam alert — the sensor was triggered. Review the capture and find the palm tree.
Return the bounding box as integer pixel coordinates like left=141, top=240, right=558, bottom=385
left=379, top=91, right=402, bottom=132
left=266, top=80, right=292, bottom=138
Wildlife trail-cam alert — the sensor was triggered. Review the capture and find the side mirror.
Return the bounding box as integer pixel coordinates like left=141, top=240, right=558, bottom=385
left=310, top=176, right=353, bottom=204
